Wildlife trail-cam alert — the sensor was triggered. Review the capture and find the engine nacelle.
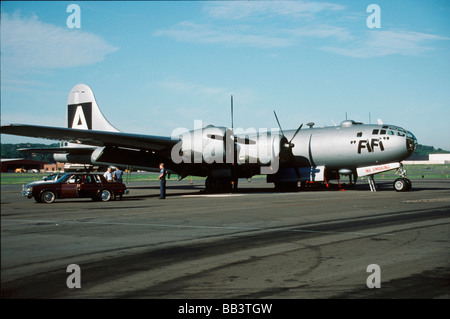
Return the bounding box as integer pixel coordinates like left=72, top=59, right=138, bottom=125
left=171, top=125, right=286, bottom=171
left=236, top=131, right=285, bottom=165
left=53, top=153, right=93, bottom=164
left=175, top=125, right=231, bottom=164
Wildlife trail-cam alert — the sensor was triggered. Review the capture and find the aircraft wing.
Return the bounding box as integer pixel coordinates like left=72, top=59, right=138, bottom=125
left=1, top=124, right=179, bottom=151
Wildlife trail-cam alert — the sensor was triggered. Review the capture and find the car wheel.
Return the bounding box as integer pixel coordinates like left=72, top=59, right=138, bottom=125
left=99, top=189, right=112, bottom=202
left=41, top=190, right=56, bottom=203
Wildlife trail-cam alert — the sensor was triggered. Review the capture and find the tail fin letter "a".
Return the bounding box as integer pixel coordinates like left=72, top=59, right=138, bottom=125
left=67, top=83, right=120, bottom=132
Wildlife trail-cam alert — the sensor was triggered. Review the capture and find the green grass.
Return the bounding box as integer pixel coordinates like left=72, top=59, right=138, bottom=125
left=1, top=164, right=448, bottom=185
left=1, top=173, right=49, bottom=185
left=0, top=172, right=206, bottom=185
left=388, top=164, right=450, bottom=180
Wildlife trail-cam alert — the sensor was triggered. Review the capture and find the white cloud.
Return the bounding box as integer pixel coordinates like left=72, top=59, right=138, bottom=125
left=287, top=25, right=352, bottom=41
left=154, top=1, right=349, bottom=49
left=155, top=2, right=448, bottom=59
left=151, top=77, right=259, bottom=109
left=1, top=13, right=118, bottom=70
left=156, top=77, right=227, bottom=96
left=322, top=30, right=449, bottom=58
left=203, top=1, right=345, bottom=20
left=154, top=21, right=294, bottom=49
left=154, top=21, right=353, bottom=49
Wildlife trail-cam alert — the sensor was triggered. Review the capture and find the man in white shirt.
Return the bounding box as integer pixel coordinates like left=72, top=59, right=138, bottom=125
left=104, top=167, right=113, bottom=182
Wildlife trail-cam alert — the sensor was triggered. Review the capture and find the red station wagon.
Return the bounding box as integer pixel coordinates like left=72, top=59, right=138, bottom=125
left=21, top=173, right=129, bottom=203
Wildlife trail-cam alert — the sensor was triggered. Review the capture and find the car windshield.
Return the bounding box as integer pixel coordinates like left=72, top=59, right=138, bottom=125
left=55, top=174, right=73, bottom=183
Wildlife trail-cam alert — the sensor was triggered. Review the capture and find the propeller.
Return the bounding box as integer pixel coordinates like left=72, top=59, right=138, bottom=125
left=273, top=110, right=303, bottom=150
left=206, top=95, right=256, bottom=145
left=273, top=110, right=303, bottom=180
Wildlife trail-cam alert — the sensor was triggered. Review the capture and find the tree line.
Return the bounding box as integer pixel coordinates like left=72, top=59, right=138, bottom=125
left=414, top=144, right=449, bottom=156
left=1, top=143, right=59, bottom=163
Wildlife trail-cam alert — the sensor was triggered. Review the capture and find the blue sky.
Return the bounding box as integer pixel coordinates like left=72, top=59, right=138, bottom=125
left=2, top=1, right=450, bottom=150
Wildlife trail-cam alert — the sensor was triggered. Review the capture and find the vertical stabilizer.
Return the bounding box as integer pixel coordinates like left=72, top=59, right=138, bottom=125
left=67, top=83, right=120, bottom=132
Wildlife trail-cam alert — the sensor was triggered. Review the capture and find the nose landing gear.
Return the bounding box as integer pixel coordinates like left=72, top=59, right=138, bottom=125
left=393, top=164, right=412, bottom=192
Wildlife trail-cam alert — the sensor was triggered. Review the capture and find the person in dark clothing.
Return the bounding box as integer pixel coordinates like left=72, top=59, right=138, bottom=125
left=113, top=167, right=123, bottom=183
left=158, top=163, right=167, bottom=199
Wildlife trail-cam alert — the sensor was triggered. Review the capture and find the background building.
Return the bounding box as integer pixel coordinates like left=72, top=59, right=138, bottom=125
left=1, top=158, right=47, bottom=173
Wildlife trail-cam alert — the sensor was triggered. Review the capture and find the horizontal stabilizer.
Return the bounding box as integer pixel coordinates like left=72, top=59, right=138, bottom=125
left=18, top=147, right=97, bottom=154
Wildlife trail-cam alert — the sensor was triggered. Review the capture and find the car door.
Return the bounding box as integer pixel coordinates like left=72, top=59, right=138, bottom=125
left=60, top=175, right=80, bottom=198
left=78, top=175, right=100, bottom=198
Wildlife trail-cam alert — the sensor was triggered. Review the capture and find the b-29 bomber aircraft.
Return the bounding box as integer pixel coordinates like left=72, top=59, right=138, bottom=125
left=1, top=84, right=418, bottom=193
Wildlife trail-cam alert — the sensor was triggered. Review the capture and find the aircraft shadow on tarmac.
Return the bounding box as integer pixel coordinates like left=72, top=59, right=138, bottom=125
left=33, top=180, right=445, bottom=204
left=127, top=180, right=447, bottom=198
left=123, top=181, right=401, bottom=198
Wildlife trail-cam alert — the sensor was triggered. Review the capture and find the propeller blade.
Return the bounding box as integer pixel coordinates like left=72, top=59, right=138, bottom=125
left=272, top=110, right=302, bottom=181
left=289, top=123, right=303, bottom=144
left=273, top=110, right=285, bottom=137
left=235, top=137, right=256, bottom=145
left=231, top=95, right=234, bottom=132
left=231, top=95, right=238, bottom=191
left=294, top=167, right=301, bottom=180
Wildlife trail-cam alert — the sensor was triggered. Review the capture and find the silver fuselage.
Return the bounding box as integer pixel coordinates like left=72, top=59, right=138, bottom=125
left=281, top=121, right=417, bottom=171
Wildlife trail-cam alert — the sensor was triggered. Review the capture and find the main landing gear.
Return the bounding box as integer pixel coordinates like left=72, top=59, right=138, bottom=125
left=393, top=164, right=412, bottom=192
left=205, top=176, right=235, bottom=193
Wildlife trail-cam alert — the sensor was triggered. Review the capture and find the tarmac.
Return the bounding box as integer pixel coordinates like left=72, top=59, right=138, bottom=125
left=1, top=178, right=449, bottom=299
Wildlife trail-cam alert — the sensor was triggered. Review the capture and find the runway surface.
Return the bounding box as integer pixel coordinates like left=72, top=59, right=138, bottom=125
left=1, top=178, right=449, bottom=299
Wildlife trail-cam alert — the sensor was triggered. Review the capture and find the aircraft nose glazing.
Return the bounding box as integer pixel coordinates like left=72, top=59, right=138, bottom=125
left=406, top=130, right=418, bottom=155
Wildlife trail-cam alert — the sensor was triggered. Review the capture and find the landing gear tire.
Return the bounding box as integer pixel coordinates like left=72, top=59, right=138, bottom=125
left=404, top=178, right=412, bottom=191
left=205, top=177, right=232, bottom=193
left=393, top=178, right=411, bottom=192
left=274, top=182, right=298, bottom=192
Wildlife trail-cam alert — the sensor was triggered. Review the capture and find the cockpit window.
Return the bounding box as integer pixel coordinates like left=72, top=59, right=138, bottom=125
left=397, top=131, right=405, bottom=137
left=388, top=130, right=395, bottom=136
left=380, top=129, right=386, bottom=135
left=372, top=129, right=379, bottom=135
left=357, top=132, right=363, bottom=137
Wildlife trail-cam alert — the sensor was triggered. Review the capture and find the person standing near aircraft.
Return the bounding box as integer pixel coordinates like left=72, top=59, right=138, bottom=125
left=104, top=167, right=113, bottom=182
left=158, top=163, right=167, bottom=199
left=113, top=167, right=123, bottom=183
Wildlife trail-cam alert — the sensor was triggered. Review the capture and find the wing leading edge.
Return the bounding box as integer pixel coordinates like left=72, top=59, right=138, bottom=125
left=1, top=124, right=179, bottom=151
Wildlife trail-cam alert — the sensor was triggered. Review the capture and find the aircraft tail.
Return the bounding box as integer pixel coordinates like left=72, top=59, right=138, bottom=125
left=67, top=83, right=120, bottom=132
